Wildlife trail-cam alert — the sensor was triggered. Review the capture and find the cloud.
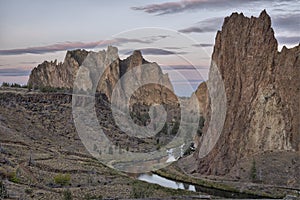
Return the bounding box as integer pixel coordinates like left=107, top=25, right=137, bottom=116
left=273, top=13, right=300, bottom=34
left=192, top=43, right=213, bottom=47
left=161, top=65, right=208, bottom=70
left=0, top=68, right=31, bottom=76
left=179, top=27, right=215, bottom=33
left=131, top=0, right=231, bottom=15
left=163, top=46, right=183, bottom=50
left=277, top=36, right=300, bottom=44
left=132, top=0, right=297, bottom=15
left=0, top=36, right=169, bottom=55
left=120, top=48, right=186, bottom=55
left=179, top=17, right=223, bottom=34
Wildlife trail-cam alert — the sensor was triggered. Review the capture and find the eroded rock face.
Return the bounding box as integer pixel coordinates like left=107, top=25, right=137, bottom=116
left=28, top=49, right=88, bottom=89
left=194, top=82, right=208, bottom=118
left=192, top=10, right=299, bottom=185
left=28, top=46, right=176, bottom=105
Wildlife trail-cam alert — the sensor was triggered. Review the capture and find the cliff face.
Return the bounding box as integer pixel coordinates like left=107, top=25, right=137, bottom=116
left=28, top=46, right=176, bottom=105
left=192, top=11, right=299, bottom=186
left=194, top=82, right=208, bottom=118
left=28, top=50, right=88, bottom=89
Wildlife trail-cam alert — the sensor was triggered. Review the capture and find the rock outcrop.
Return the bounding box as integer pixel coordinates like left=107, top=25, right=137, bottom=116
left=28, top=49, right=88, bottom=89
left=28, top=46, right=177, bottom=105
left=191, top=10, right=299, bottom=186
left=194, top=82, right=208, bottom=119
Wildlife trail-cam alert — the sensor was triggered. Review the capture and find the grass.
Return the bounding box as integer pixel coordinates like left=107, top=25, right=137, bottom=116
left=8, top=171, right=20, bottom=183
left=54, top=173, right=71, bottom=186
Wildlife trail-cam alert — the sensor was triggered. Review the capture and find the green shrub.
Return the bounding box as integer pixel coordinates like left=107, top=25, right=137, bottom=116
left=8, top=171, right=20, bottom=183
left=10, top=83, right=21, bottom=88
left=25, top=187, right=33, bottom=194
left=171, top=121, right=180, bottom=135
left=1, top=82, right=10, bottom=87
left=197, top=116, right=205, bottom=136
left=161, top=123, right=168, bottom=135
left=130, top=183, right=153, bottom=198
left=0, top=181, right=9, bottom=198
left=63, top=189, right=72, bottom=200
left=54, top=173, right=71, bottom=186
left=250, top=159, right=257, bottom=181
left=40, top=86, right=58, bottom=93
left=84, top=194, right=103, bottom=200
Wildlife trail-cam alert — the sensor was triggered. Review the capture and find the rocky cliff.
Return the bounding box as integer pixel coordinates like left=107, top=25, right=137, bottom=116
left=28, top=46, right=177, bottom=105
left=190, top=10, right=299, bottom=186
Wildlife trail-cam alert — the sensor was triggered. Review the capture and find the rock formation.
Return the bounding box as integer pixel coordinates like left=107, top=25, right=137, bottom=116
left=194, top=82, right=208, bottom=119
left=28, top=49, right=88, bottom=89
left=190, top=10, right=299, bottom=186
left=28, top=46, right=177, bottom=105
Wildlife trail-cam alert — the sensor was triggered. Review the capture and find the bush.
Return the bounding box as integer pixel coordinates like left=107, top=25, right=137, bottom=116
left=8, top=171, right=20, bottom=183
left=10, top=83, right=21, bottom=88
left=0, top=181, right=9, bottom=198
left=54, top=173, right=71, bottom=186
left=171, top=121, right=180, bottom=135
left=1, top=82, right=10, bottom=87
left=40, top=86, right=58, bottom=93
left=25, top=187, right=33, bottom=194
left=130, top=183, right=152, bottom=198
left=250, top=159, right=257, bottom=181
left=1, top=82, right=28, bottom=88
left=197, top=116, right=205, bottom=136
left=84, top=194, right=103, bottom=200
left=63, top=189, right=72, bottom=200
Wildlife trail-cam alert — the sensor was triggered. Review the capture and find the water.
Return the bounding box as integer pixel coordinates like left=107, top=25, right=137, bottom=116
left=138, top=173, right=196, bottom=192
left=137, top=173, right=267, bottom=199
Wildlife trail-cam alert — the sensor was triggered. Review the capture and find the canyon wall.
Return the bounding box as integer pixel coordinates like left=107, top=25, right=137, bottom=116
left=192, top=10, right=299, bottom=186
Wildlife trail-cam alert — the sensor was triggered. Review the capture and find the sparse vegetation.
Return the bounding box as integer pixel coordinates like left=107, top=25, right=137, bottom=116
left=25, top=187, right=33, bottom=194
left=0, top=181, right=9, bottom=198
left=197, top=116, right=205, bottom=136
left=8, top=170, right=20, bottom=183
left=1, top=82, right=27, bottom=88
left=84, top=194, right=103, bottom=200
left=130, top=182, right=153, bottom=198
left=40, top=86, right=59, bottom=93
left=63, top=189, right=73, bottom=200
left=54, top=173, right=71, bottom=186
left=1, top=82, right=10, bottom=87
left=250, top=159, right=257, bottom=181
left=171, top=121, right=180, bottom=135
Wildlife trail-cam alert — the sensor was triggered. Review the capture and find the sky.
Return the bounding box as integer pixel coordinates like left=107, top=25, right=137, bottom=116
left=0, top=0, right=299, bottom=96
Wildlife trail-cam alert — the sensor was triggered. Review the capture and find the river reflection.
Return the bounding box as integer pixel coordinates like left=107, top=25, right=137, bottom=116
left=138, top=173, right=196, bottom=192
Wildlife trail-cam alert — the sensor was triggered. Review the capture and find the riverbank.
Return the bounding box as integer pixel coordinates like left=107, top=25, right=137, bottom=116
left=154, top=162, right=300, bottom=199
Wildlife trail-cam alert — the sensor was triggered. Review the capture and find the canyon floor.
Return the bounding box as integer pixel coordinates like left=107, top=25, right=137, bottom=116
left=0, top=87, right=199, bottom=200
left=0, top=87, right=299, bottom=199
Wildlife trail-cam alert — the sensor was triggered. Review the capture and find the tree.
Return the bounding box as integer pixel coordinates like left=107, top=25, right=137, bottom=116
left=250, top=159, right=257, bottom=181
left=171, top=121, right=180, bottom=135
left=1, top=82, right=9, bottom=87
left=197, top=116, right=205, bottom=136
left=0, top=181, right=9, bottom=199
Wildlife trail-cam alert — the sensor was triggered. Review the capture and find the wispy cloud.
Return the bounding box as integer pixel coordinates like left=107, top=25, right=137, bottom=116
left=131, top=0, right=230, bottom=15
left=132, top=0, right=297, bottom=15
left=277, top=36, right=300, bottom=44
left=120, top=48, right=186, bottom=55
left=179, top=17, right=223, bottom=34
left=273, top=13, right=300, bottom=34
left=0, top=68, right=31, bottom=76
left=161, top=65, right=208, bottom=70
left=0, top=36, right=169, bottom=56
left=192, top=43, right=213, bottom=47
